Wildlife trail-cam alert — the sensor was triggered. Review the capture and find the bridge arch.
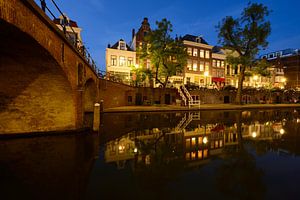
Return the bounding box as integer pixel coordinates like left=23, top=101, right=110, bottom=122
left=0, top=20, right=76, bottom=133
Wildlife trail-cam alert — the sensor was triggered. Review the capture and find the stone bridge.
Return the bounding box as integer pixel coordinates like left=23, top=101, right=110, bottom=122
left=0, top=0, right=99, bottom=134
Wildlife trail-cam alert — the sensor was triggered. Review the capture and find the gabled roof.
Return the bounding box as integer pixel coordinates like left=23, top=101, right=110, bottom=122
left=182, top=34, right=209, bottom=45
left=109, top=39, right=133, bottom=51
left=212, top=46, right=225, bottom=54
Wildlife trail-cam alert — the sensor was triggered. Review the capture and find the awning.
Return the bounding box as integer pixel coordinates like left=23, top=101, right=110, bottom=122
left=212, top=77, right=225, bottom=83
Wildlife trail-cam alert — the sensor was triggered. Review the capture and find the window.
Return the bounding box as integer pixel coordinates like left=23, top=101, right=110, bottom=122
left=193, top=48, right=198, bottom=57
left=119, top=41, right=126, bottom=50
left=217, top=60, right=220, bottom=67
left=187, top=60, right=192, bottom=70
left=128, top=57, right=133, bottom=66
left=212, top=60, right=216, bottom=67
left=193, top=61, right=198, bottom=71
left=221, top=61, right=225, bottom=68
left=119, top=56, right=126, bottom=66
left=200, top=49, right=204, bottom=58
left=226, top=65, right=230, bottom=75
left=205, top=62, right=210, bottom=71
left=187, top=48, right=192, bottom=56
left=205, top=50, right=210, bottom=58
left=199, top=61, right=204, bottom=71
left=111, top=55, right=117, bottom=66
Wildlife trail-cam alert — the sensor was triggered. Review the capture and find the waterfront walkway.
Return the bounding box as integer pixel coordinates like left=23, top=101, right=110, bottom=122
left=104, top=104, right=300, bottom=113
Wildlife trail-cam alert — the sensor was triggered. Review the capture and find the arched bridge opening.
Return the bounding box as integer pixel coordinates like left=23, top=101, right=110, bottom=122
left=0, top=20, right=76, bottom=134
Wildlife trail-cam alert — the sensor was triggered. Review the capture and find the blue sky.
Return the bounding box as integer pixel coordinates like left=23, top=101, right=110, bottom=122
left=39, top=0, right=300, bottom=71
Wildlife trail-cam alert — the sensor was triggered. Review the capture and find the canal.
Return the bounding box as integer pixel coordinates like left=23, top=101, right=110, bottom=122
left=1, top=109, right=300, bottom=199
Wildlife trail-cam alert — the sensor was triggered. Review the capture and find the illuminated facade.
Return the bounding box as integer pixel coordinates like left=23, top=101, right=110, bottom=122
left=182, top=34, right=213, bottom=86
left=106, top=39, right=136, bottom=84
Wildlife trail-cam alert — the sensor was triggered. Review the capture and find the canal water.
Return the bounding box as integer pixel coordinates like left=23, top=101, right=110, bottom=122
left=1, top=109, right=300, bottom=200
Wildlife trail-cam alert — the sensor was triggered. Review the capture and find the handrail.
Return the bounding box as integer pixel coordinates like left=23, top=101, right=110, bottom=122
left=38, top=0, right=99, bottom=77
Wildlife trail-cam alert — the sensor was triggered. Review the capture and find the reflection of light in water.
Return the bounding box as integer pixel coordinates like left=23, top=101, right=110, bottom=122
left=280, top=129, right=285, bottom=135
left=297, top=118, right=300, bottom=123
left=265, top=122, right=269, bottom=125
left=252, top=131, right=257, bottom=138
left=203, top=136, right=208, bottom=144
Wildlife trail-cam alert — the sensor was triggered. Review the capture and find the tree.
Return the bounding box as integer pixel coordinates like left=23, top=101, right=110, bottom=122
left=140, top=19, right=187, bottom=88
left=130, top=65, right=153, bottom=86
left=217, top=3, right=271, bottom=104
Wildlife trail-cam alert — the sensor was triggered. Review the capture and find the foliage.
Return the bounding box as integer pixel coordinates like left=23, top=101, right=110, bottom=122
left=130, top=65, right=153, bottom=86
left=217, top=2, right=271, bottom=104
left=139, top=18, right=187, bottom=88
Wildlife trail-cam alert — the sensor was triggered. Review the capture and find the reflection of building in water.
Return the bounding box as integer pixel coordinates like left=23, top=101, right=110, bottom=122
left=243, top=121, right=285, bottom=140
left=104, top=117, right=286, bottom=169
left=105, top=134, right=136, bottom=169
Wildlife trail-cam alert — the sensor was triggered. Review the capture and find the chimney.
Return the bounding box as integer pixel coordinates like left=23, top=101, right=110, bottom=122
left=132, top=28, right=135, bottom=40
left=107, top=44, right=110, bottom=48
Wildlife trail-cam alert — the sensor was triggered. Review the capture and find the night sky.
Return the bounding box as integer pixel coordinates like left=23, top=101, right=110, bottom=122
left=38, top=0, right=300, bottom=71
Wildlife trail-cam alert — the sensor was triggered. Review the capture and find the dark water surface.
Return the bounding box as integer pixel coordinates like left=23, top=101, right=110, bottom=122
left=1, top=109, right=300, bottom=200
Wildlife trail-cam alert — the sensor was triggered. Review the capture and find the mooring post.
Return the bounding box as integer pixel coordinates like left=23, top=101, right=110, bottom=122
left=93, top=103, right=100, bottom=131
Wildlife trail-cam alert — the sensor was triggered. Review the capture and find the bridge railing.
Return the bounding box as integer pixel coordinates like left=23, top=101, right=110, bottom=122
left=38, top=0, right=99, bottom=76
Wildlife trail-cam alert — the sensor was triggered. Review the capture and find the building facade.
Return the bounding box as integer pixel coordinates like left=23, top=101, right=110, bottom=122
left=182, top=34, right=213, bottom=87
left=261, top=49, right=300, bottom=89
left=106, top=39, right=136, bottom=84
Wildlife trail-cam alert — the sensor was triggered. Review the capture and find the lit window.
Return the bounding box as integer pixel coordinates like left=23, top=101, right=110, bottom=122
left=205, top=50, right=210, bottom=58
left=111, top=55, right=117, bottom=66
left=185, top=153, right=190, bottom=160
left=198, top=150, right=202, bottom=159
left=212, top=60, right=216, bottom=67
left=186, top=138, right=190, bottom=148
left=119, top=56, right=126, bottom=66
left=187, top=48, right=192, bottom=56
left=221, top=61, right=225, bottom=68
left=128, top=57, right=133, bottom=66
left=198, top=136, right=202, bottom=144
left=217, top=60, right=220, bottom=67
left=193, top=48, right=198, bottom=57
left=193, top=61, right=198, bottom=71
left=191, top=151, right=196, bottom=160
left=200, top=49, right=204, bottom=58
left=187, top=60, right=192, bottom=70
left=119, top=41, right=126, bottom=50
left=203, top=149, right=208, bottom=158
left=199, top=61, right=204, bottom=71
left=191, top=137, right=196, bottom=146
left=219, top=140, right=223, bottom=147
left=205, top=62, right=210, bottom=71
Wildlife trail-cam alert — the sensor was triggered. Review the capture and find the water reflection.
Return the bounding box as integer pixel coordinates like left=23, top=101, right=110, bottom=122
left=1, top=109, right=300, bottom=199
left=100, top=109, right=300, bottom=199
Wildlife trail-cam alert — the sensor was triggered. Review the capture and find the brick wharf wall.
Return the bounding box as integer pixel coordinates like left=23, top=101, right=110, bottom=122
left=99, top=79, right=136, bottom=108
left=98, top=80, right=180, bottom=108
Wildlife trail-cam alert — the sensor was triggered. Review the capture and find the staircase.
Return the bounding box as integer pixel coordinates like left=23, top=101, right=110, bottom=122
left=176, top=84, right=201, bottom=108
left=175, top=112, right=201, bottom=132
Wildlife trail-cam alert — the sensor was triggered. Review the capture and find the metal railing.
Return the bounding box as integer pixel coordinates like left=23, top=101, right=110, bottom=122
left=38, top=0, right=100, bottom=76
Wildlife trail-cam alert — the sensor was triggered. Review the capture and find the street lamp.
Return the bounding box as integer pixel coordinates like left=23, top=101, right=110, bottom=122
left=204, top=71, right=209, bottom=87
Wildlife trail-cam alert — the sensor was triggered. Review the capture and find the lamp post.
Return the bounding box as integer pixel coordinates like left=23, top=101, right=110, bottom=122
left=204, top=71, right=209, bottom=88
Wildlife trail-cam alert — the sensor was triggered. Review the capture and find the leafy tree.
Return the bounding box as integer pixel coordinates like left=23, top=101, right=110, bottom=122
left=130, top=65, right=153, bottom=86
left=217, top=3, right=271, bottom=104
left=140, top=18, right=187, bottom=88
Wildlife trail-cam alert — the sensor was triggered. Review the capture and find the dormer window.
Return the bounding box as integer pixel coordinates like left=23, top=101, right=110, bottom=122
left=119, top=41, right=126, bottom=50
left=196, top=37, right=200, bottom=43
